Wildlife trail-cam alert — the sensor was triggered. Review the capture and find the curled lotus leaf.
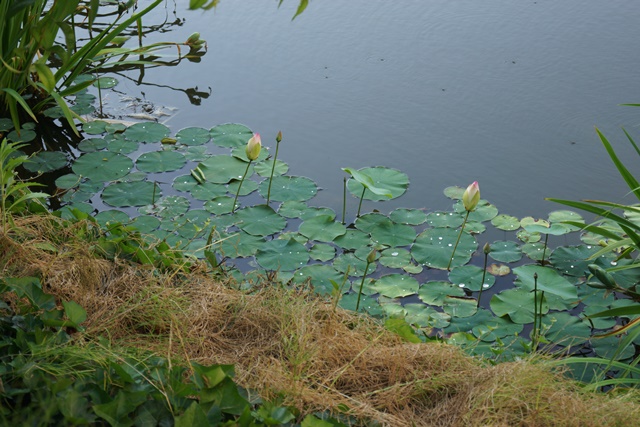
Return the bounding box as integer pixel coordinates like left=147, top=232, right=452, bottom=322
left=346, top=166, right=409, bottom=201
left=196, top=155, right=253, bottom=184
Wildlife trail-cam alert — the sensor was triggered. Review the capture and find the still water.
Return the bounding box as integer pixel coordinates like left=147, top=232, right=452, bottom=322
left=108, top=0, right=640, bottom=219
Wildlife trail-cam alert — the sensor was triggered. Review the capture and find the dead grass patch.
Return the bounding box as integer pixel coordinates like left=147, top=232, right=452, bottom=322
left=2, top=215, right=639, bottom=426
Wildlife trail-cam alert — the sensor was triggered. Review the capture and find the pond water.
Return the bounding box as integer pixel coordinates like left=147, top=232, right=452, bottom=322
left=104, top=0, right=640, bottom=219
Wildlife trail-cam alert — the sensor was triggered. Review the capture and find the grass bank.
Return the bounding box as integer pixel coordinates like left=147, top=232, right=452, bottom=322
left=2, top=214, right=640, bottom=426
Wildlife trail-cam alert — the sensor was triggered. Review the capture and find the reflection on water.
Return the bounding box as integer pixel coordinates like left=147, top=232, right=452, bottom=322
left=90, top=1, right=640, bottom=218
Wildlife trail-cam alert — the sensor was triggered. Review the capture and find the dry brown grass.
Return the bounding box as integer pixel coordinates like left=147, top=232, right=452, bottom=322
left=2, top=215, right=640, bottom=426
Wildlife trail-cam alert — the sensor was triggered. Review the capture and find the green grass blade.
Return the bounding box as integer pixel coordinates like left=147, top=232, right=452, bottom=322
left=622, top=127, right=640, bottom=157
left=1, top=88, right=38, bottom=122
left=596, top=127, right=640, bottom=201
left=546, top=198, right=640, bottom=232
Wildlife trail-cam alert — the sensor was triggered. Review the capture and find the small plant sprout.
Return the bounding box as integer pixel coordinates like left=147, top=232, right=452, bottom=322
left=355, top=248, right=377, bottom=312
left=447, top=181, right=479, bottom=271
left=232, top=133, right=261, bottom=213
left=342, top=176, right=347, bottom=224
left=478, top=242, right=491, bottom=308
left=266, top=130, right=282, bottom=205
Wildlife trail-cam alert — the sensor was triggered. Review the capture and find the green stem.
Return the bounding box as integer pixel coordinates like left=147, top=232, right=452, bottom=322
left=541, top=233, right=549, bottom=265
left=533, top=272, right=539, bottom=350
left=447, top=210, right=470, bottom=271
left=478, top=250, right=488, bottom=308
left=266, top=139, right=281, bottom=205
left=232, top=160, right=252, bottom=213
left=342, top=176, right=346, bottom=224
left=355, top=261, right=372, bottom=312
left=356, top=186, right=366, bottom=217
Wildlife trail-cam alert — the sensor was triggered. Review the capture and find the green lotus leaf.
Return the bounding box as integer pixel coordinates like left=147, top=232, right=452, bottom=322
left=102, top=181, right=160, bottom=207
left=254, top=159, right=289, bottom=177
left=548, top=210, right=584, bottom=230
left=354, top=213, right=392, bottom=234
left=139, top=195, right=190, bottom=218
left=94, top=209, right=129, bottom=227
left=105, top=122, right=126, bottom=134
left=181, top=209, right=211, bottom=228
left=82, top=120, right=107, bottom=134
left=278, top=232, right=309, bottom=245
left=93, top=76, right=118, bottom=88
left=299, top=215, right=346, bottom=242
left=210, top=123, right=253, bottom=148
left=581, top=305, right=617, bottom=330
left=73, top=152, right=133, bottom=182
left=444, top=308, right=494, bottom=334
left=448, top=265, right=495, bottom=292
left=209, top=213, right=239, bottom=231
left=232, top=146, right=269, bottom=163
left=219, top=231, right=265, bottom=258
left=591, top=335, right=635, bottom=361
left=521, top=242, right=549, bottom=261
left=469, top=310, right=523, bottom=342
left=403, top=304, right=451, bottom=329
left=372, top=274, right=419, bottom=298
left=379, top=300, right=406, bottom=318
left=176, top=127, right=211, bottom=146
left=549, top=245, right=599, bottom=277
left=378, top=248, right=413, bottom=269
left=412, top=227, right=478, bottom=270
left=309, top=243, right=336, bottom=262
left=235, top=205, right=286, bottom=236
left=389, top=208, right=428, bottom=225
left=292, top=264, right=343, bottom=295
left=417, top=281, right=464, bottom=306
left=183, top=146, right=210, bottom=162
left=136, top=150, right=186, bottom=173
left=339, top=293, right=382, bottom=316
left=191, top=182, right=227, bottom=200
left=258, top=176, right=317, bottom=202
left=348, top=277, right=377, bottom=296
left=403, top=263, right=423, bottom=274
left=277, top=201, right=309, bottom=218
left=227, top=179, right=259, bottom=196
left=333, top=253, right=373, bottom=277
left=23, top=151, right=67, bottom=173
left=124, top=122, right=170, bottom=143
left=523, top=222, right=572, bottom=236
left=368, top=221, right=415, bottom=247
left=491, top=214, right=521, bottom=231
left=202, top=196, right=236, bottom=215
left=78, top=138, right=107, bottom=152
left=301, top=207, right=336, bottom=221
left=453, top=200, right=498, bottom=222
left=333, top=229, right=371, bottom=250
left=173, top=175, right=197, bottom=192
left=55, top=174, right=81, bottom=190
left=106, top=137, right=138, bottom=154
left=0, top=118, right=13, bottom=131
left=443, top=296, right=477, bottom=318
left=488, top=240, right=522, bottom=263
left=490, top=288, right=549, bottom=324
left=541, top=312, right=591, bottom=346
left=343, top=167, right=392, bottom=198
left=513, top=265, right=578, bottom=300
left=425, top=211, right=464, bottom=228
left=129, top=215, right=161, bottom=233
left=256, top=238, right=309, bottom=271
left=443, top=186, right=464, bottom=199
left=346, top=166, right=408, bottom=201
left=197, top=155, right=253, bottom=184
left=57, top=202, right=94, bottom=220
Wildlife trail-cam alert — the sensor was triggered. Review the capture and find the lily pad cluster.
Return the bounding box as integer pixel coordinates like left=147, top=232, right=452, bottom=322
left=7, top=118, right=639, bottom=364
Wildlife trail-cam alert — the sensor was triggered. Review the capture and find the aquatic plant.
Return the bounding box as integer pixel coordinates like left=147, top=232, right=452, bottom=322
left=447, top=181, right=479, bottom=271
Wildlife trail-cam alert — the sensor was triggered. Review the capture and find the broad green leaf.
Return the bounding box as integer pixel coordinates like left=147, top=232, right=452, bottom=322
left=235, top=205, right=286, bottom=236
left=197, top=155, right=253, bottom=184
left=258, top=176, right=317, bottom=202
left=123, top=122, right=170, bottom=142
left=513, top=265, right=578, bottom=300
left=23, top=151, right=68, bottom=173
left=210, top=123, right=253, bottom=148
left=417, top=281, right=464, bottom=306
left=488, top=240, right=522, bottom=263
left=369, top=221, right=416, bottom=247
left=346, top=166, right=409, bottom=201
left=299, top=215, right=346, bottom=242
left=136, top=150, right=186, bottom=173
left=102, top=181, right=160, bottom=207
left=412, top=228, right=478, bottom=270
left=72, top=152, right=133, bottom=182
left=448, top=265, right=495, bottom=292
left=490, top=288, right=549, bottom=324
left=256, top=238, right=309, bottom=271
left=373, top=274, right=419, bottom=298
left=176, top=126, right=211, bottom=145
left=343, top=167, right=392, bottom=198
left=389, top=208, right=428, bottom=225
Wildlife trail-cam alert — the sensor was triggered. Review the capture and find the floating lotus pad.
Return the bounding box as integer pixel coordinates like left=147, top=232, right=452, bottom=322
left=468, top=309, right=523, bottom=342
left=309, top=244, right=336, bottom=262
left=369, top=221, right=416, bottom=247
left=412, top=227, right=478, bottom=270
left=196, top=155, right=253, bottom=184
left=78, top=138, right=107, bottom=152
left=417, top=281, right=465, bottom=306
left=235, top=205, right=286, bottom=236
left=521, top=242, right=548, bottom=261
left=255, top=238, right=309, bottom=271
left=488, top=240, right=522, bottom=263
left=448, top=265, right=495, bottom=292
left=443, top=296, right=477, bottom=318
left=183, top=146, right=210, bottom=162
left=72, top=152, right=133, bottom=182
left=549, top=245, right=601, bottom=277
left=292, top=264, right=344, bottom=295
left=491, top=214, right=521, bottom=231
left=231, top=146, right=269, bottom=163
left=139, top=195, right=190, bottom=218
left=389, top=208, right=428, bottom=225
left=404, top=304, right=451, bottom=329
left=258, top=176, right=318, bottom=202
left=129, top=215, right=161, bottom=233
left=254, top=159, right=289, bottom=177
left=227, top=179, right=258, bottom=196
left=333, top=253, right=373, bottom=277
left=106, top=137, right=138, bottom=154
left=191, top=182, right=227, bottom=200
left=94, top=209, right=130, bottom=227
left=23, top=151, right=67, bottom=173
left=490, top=288, right=549, bottom=324
left=354, top=213, right=392, bottom=234
left=372, top=274, right=419, bottom=298
left=136, top=150, right=186, bottom=173
left=102, top=181, right=160, bottom=207
left=176, top=127, right=211, bottom=146
left=453, top=200, right=498, bottom=222
left=378, top=248, right=413, bottom=269
left=204, top=197, right=235, bottom=215
left=82, top=120, right=107, bottom=134
left=93, top=76, right=118, bottom=88
left=299, top=215, right=346, bottom=242
left=123, top=122, right=170, bottom=142
left=513, top=265, right=578, bottom=300
left=425, top=211, right=464, bottom=228
left=219, top=231, right=265, bottom=258
left=443, top=186, right=464, bottom=199
left=346, top=166, right=409, bottom=201
left=210, top=123, right=253, bottom=148
left=55, top=174, right=82, bottom=190
left=333, top=229, right=372, bottom=250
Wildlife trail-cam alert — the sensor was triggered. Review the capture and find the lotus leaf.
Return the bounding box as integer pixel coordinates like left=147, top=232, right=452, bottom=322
left=521, top=242, right=548, bottom=261
left=490, top=288, right=549, bottom=324
left=191, top=182, right=227, bottom=200
left=299, top=215, right=346, bottom=242
left=254, top=159, right=289, bottom=177
left=139, top=196, right=190, bottom=218
left=55, top=174, right=81, bottom=190
left=491, top=214, right=520, bottom=231
left=258, top=176, right=317, bottom=202
left=235, top=205, right=286, bottom=236
left=417, top=281, right=464, bottom=306
left=78, top=138, right=107, bottom=152
left=333, top=229, right=371, bottom=250
left=309, top=243, right=336, bottom=262
left=339, top=293, right=383, bottom=316
left=487, top=264, right=510, bottom=276
left=23, top=151, right=67, bottom=173
left=197, top=155, right=253, bottom=184
left=389, top=208, right=427, bottom=225
left=136, top=150, right=186, bottom=173
left=129, top=215, right=161, bottom=233
left=443, top=186, right=464, bottom=199
left=293, top=264, right=343, bottom=295
left=444, top=308, right=495, bottom=334
left=219, top=231, right=265, bottom=258
left=93, top=76, right=118, bottom=88
left=453, top=200, right=498, bottom=222
left=102, top=181, right=160, bottom=207
left=354, top=213, right=392, bottom=234
left=176, top=127, right=211, bottom=146
left=232, top=146, right=269, bottom=163
left=541, top=312, right=591, bottom=346
left=403, top=304, right=451, bottom=328
left=94, top=209, right=129, bottom=227
left=513, top=265, right=578, bottom=300
left=516, top=229, right=541, bottom=243
left=183, top=146, right=210, bottom=162
left=346, top=166, right=408, bottom=201
left=372, top=274, right=419, bottom=298
left=443, top=296, right=477, bottom=318
left=106, top=137, right=138, bottom=154
left=227, top=179, right=258, bottom=196
left=448, top=265, right=495, bottom=292
left=255, top=238, right=309, bottom=271
left=549, top=245, right=599, bottom=277
left=333, top=253, right=373, bottom=277
left=591, top=335, right=635, bottom=360
left=378, top=248, right=413, bottom=269
left=426, top=211, right=464, bottom=228
left=72, top=152, right=133, bottom=182
left=412, top=227, right=478, bottom=269
left=82, top=120, right=107, bottom=134
left=210, top=123, right=253, bottom=148
left=204, top=196, right=235, bottom=216
left=370, top=221, right=416, bottom=247
left=469, top=310, right=523, bottom=342
left=124, top=122, right=170, bottom=142
left=489, top=240, right=522, bottom=263
left=343, top=167, right=393, bottom=198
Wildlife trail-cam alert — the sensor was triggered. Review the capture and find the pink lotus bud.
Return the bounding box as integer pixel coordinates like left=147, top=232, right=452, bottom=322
left=462, top=181, right=480, bottom=212
left=245, top=133, right=261, bottom=161
left=276, top=130, right=282, bottom=143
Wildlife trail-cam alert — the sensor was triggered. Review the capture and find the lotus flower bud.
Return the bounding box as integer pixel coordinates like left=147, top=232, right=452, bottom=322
left=462, top=181, right=480, bottom=212
left=245, top=133, right=261, bottom=161
left=366, top=248, right=377, bottom=263
left=483, top=242, right=491, bottom=254
left=276, top=130, right=282, bottom=143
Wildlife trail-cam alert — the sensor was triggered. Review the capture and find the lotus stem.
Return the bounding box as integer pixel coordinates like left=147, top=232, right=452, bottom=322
left=447, top=210, right=470, bottom=271
left=356, top=249, right=377, bottom=312
left=478, top=244, right=490, bottom=308
left=541, top=233, right=549, bottom=265
left=533, top=272, right=539, bottom=350
left=357, top=186, right=366, bottom=217
left=232, top=160, right=252, bottom=213
left=266, top=133, right=281, bottom=205
left=342, top=176, right=346, bottom=224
